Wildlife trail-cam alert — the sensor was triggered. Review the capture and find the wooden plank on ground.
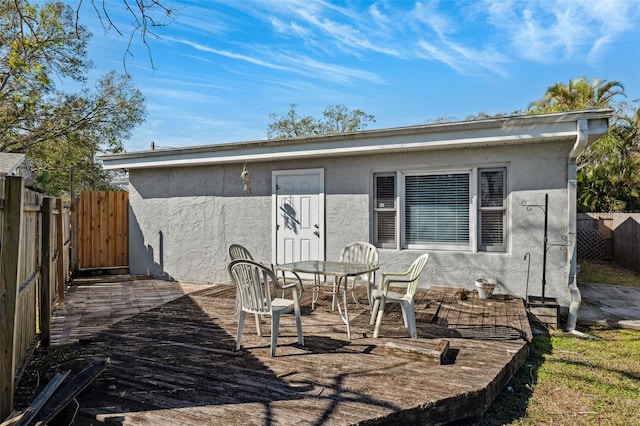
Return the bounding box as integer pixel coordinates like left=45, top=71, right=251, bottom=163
left=18, top=370, right=70, bottom=426
left=32, top=358, right=110, bottom=426
left=0, top=411, right=23, bottom=426
left=385, top=340, right=449, bottom=364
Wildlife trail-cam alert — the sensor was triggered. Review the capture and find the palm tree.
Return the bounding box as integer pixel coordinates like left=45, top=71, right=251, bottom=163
left=528, top=77, right=625, bottom=113
left=528, top=77, right=640, bottom=212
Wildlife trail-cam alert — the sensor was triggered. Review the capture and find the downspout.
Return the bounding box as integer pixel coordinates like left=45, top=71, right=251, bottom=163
left=565, top=119, right=588, bottom=332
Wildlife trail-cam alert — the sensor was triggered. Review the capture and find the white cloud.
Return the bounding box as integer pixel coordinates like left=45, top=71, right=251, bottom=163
left=482, top=0, right=640, bottom=63
left=411, top=0, right=456, bottom=38
left=163, top=36, right=383, bottom=85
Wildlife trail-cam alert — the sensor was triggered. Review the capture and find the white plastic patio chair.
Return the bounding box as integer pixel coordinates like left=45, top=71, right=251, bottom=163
left=338, top=242, right=379, bottom=310
left=229, top=244, right=257, bottom=317
left=370, top=253, right=430, bottom=338
left=228, top=259, right=304, bottom=357
left=229, top=244, right=254, bottom=262
left=229, top=244, right=300, bottom=301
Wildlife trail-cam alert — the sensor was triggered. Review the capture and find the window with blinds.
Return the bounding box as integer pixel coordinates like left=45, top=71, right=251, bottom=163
left=405, top=173, right=470, bottom=246
left=372, top=168, right=506, bottom=252
left=374, top=174, right=396, bottom=247
left=479, top=169, right=506, bottom=251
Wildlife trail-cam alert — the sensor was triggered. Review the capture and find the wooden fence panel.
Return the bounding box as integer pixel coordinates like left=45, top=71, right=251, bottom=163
left=75, top=190, right=128, bottom=270
left=55, top=199, right=71, bottom=305
left=577, top=213, right=640, bottom=273
left=613, top=214, right=640, bottom=273
left=15, top=188, right=41, bottom=374
left=1, top=177, right=24, bottom=418
left=0, top=177, right=70, bottom=419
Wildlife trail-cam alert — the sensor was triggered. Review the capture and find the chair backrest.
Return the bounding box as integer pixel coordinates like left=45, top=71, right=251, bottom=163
left=228, top=259, right=277, bottom=314
left=339, top=242, right=379, bottom=265
left=405, top=253, right=430, bottom=297
left=229, top=244, right=254, bottom=261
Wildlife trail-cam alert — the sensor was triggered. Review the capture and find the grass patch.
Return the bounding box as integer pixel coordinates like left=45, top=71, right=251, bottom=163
left=467, top=260, right=640, bottom=425
left=479, top=328, right=640, bottom=425
left=578, top=259, right=640, bottom=288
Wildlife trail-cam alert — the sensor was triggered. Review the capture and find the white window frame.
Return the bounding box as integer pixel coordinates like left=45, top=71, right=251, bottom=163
left=401, top=169, right=473, bottom=251
left=478, top=167, right=507, bottom=252
left=373, top=167, right=507, bottom=252
left=372, top=172, right=398, bottom=249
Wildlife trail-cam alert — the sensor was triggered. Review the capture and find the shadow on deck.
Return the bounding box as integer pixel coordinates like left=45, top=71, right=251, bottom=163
left=18, top=281, right=532, bottom=425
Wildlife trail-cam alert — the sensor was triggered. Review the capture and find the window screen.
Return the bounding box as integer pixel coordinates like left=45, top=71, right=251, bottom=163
left=479, top=169, right=506, bottom=250
left=405, top=173, right=470, bottom=245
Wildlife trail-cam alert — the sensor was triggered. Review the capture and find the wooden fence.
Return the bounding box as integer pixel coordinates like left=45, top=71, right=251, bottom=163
left=577, top=213, right=640, bottom=273
left=74, top=190, right=129, bottom=271
left=0, top=176, right=71, bottom=420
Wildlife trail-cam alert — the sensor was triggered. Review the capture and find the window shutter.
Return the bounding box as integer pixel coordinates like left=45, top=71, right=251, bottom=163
left=374, top=174, right=396, bottom=246
left=479, top=169, right=506, bottom=249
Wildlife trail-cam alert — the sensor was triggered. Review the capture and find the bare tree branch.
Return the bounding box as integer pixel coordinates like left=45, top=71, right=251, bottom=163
left=84, top=0, right=176, bottom=73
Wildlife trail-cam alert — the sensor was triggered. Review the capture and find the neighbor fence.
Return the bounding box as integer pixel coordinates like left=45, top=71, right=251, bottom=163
left=577, top=213, right=640, bottom=273
left=0, top=176, right=71, bottom=420
left=74, top=190, right=129, bottom=271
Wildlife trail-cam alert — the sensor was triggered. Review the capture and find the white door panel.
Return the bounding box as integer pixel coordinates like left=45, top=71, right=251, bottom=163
left=273, top=169, right=324, bottom=265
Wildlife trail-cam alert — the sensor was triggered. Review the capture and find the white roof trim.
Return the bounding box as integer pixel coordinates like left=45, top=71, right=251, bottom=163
left=100, top=109, right=612, bottom=170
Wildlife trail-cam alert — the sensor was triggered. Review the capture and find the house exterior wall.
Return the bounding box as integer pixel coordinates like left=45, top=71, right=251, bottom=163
left=128, top=139, right=575, bottom=306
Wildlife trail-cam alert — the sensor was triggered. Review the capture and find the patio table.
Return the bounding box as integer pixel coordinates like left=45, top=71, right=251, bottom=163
left=275, top=260, right=379, bottom=339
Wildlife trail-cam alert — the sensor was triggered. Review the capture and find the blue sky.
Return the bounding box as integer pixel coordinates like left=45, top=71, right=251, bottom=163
left=75, top=0, right=640, bottom=152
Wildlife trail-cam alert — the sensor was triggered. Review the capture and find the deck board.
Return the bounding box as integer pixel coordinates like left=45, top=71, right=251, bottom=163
left=32, top=281, right=531, bottom=425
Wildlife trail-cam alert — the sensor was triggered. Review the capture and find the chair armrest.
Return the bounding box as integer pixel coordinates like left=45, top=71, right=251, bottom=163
left=281, top=281, right=299, bottom=290
left=383, top=277, right=414, bottom=285
left=380, top=270, right=411, bottom=280
left=277, top=271, right=305, bottom=298
left=379, top=277, right=413, bottom=294
left=377, top=271, right=412, bottom=288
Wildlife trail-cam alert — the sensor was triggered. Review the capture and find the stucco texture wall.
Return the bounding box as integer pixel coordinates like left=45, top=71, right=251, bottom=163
left=128, top=139, right=576, bottom=306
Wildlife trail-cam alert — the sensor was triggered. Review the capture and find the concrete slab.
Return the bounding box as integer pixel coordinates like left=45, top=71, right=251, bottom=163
left=618, top=320, right=640, bottom=331
left=577, top=282, right=640, bottom=328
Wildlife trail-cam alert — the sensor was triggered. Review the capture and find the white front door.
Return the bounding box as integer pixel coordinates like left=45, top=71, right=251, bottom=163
left=272, top=169, right=324, bottom=265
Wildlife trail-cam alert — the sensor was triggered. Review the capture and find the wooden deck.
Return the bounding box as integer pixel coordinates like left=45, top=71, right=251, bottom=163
left=31, top=281, right=532, bottom=425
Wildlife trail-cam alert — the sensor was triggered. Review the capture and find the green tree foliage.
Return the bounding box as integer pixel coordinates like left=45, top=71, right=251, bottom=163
left=577, top=104, right=640, bottom=212
left=267, top=104, right=375, bottom=139
left=1, top=1, right=145, bottom=197
left=528, top=77, right=625, bottom=113
left=529, top=77, right=639, bottom=212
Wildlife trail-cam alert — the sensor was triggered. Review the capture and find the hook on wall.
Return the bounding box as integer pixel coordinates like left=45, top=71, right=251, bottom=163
left=241, top=162, right=251, bottom=196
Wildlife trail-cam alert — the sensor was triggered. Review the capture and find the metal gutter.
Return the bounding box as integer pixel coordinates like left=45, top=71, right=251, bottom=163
left=99, top=109, right=613, bottom=170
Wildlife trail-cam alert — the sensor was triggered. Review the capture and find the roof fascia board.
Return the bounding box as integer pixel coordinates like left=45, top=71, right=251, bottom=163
left=100, top=109, right=612, bottom=170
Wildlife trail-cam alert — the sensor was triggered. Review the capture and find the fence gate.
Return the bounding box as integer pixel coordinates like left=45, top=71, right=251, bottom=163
left=74, top=191, right=129, bottom=271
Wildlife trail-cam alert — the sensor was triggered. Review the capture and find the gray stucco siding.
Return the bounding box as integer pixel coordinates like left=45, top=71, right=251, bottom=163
left=127, top=139, right=576, bottom=305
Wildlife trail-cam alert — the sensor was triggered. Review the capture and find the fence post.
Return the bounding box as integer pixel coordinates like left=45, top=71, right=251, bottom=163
left=70, top=168, right=78, bottom=274
left=40, top=197, right=53, bottom=347
left=0, top=176, right=24, bottom=420
left=56, top=198, right=66, bottom=305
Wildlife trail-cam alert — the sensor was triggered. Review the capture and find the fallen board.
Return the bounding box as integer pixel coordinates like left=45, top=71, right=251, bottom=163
left=32, top=358, right=110, bottom=425
left=19, top=371, right=70, bottom=426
